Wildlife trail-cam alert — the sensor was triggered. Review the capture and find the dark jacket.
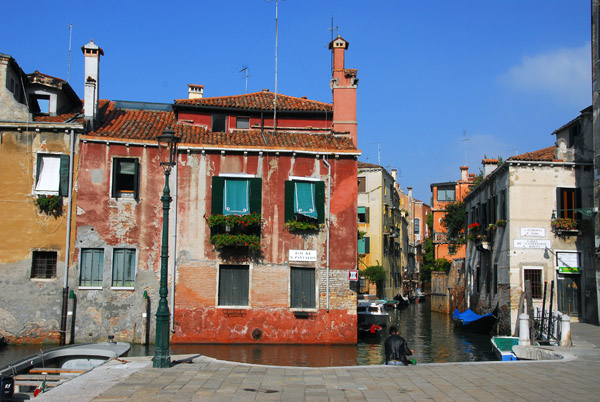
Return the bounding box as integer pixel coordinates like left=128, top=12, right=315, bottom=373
left=384, top=333, right=412, bottom=365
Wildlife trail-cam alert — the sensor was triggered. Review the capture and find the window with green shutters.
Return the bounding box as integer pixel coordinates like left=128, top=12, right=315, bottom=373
left=112, top=158, right=140, bottom=200
left=112, top=249, right=136, bottom=288
left=218, top=265, right=249, bottom=306
left=35, top=154, right=70, bottom=196
left=80, top=248, right=104, bottom=287
left=358, top=236, right=370, bottom=254
left=290, top=267, right=315, bottom=308
left=284, top=180, right=325, bottom=225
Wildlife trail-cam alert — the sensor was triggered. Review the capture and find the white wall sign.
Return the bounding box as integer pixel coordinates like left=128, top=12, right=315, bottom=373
left=521, top=227, right=546, bottom=237
left=513, top=239, right=551, bottom=249
left=349, top=269, right=359, bottom=281
left=289, top=250, right=317, bottom=262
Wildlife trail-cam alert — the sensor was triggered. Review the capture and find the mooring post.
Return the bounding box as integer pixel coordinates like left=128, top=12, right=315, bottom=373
left=518, top=314, right=530, bottom=346
left=560, top=314, right=571, bottom=346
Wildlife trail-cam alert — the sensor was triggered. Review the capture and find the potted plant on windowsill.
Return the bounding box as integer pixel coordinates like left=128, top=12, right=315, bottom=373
left=210, top=233, right=261, bottom=251
left=208, top=213, right=262, bottom=251
left=35, top=195, right=63, bottom=218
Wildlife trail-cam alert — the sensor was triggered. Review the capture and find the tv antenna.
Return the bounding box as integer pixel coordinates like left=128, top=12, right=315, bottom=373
left=239, top=66, right=250, bottom=93
left=67, top=23, right=73, bottom=83
left=329, top=16, right=339, bottom=73
left=462, top=130, right=469, bottom=166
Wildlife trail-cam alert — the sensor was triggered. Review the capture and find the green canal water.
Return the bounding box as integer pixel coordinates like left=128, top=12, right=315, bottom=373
left=0, top=301, right=495, bottom=368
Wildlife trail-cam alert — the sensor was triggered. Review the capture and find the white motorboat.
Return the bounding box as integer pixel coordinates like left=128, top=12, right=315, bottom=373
left=357, top=300, right=390, bottom=328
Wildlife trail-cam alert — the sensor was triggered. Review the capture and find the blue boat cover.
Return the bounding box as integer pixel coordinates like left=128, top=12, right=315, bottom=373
left=453, top=309, right=494, bottom=325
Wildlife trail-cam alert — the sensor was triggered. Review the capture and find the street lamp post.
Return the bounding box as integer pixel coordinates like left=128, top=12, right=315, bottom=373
left=153, top=127, right=180, bottom=368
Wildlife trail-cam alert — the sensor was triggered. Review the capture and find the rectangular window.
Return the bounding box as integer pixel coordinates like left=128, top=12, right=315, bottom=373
left=557, top=188, right=581, bottom=219
left=219, top=265, right=249, bottom=306
left=212, top=114, right=226, bottom=132
left=358, top=206, right=369, bottom=223
left=236, top=117, right=250, bottom=129
left=112, top=158, right=140, bottom=200
left=290, top=267, right=315, bottom=308
left=437, top=186, right=455, bottom=202
left=80, top=248, right=104, bottom=287
left=112, top=249, right=136, bottom=288
left=357, top=177, right=366, bottom=193
left=36, top=154, right=69, bottom=196
left=358, top=236, right=370, bottom=254
left=414, top=218, right=420, bottom=234
left=524, top=268, right=542, bottom=299
left=212, top=177, right=262, bottom=216
left=284, top=180, right=325, bottom=224
left=31, top=251, right=57, bottom=279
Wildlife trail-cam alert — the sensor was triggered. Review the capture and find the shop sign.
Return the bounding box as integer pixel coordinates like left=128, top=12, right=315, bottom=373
left=557, top=252, right=580, bottom=274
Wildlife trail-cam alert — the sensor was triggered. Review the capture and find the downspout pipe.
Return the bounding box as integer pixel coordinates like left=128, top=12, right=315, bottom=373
left=323, top=157, right=331, bottom=312
left=170, top=160, right=178, bottom=333
left=60, top=129, right=76, bottom=345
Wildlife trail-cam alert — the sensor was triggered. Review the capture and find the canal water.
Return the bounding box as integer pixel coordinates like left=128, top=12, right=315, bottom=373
left=0, top=301, right=495, bottom=368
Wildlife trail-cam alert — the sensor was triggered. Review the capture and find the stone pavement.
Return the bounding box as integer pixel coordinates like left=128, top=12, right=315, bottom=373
left=37, top=322, right=600, bottom=402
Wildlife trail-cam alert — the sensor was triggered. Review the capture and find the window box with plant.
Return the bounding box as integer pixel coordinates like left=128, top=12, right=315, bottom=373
left=210, top=176, right=262, bottom=251
left=284, top=179, right=325, bottom=233
left=551, top=217, right=580, bottom=235
left=36, top=195, right=63, bottom=218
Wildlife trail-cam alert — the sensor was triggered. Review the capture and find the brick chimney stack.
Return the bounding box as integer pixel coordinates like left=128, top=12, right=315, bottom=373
left=81, top=39, right=103, bottom=127
left=460, top=166, right=469, bottom=181
left=329, top=36, right=358, bottom=146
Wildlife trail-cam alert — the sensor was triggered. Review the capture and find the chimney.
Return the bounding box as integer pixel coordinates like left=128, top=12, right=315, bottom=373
left=407, top=186, right=413, bottom=199
left=482, top=159, right=499, bottom=177
left=391, top=168, right=397, bottom=181
left=329, top=36, right=358, bottom=147
left=81, top=39, right=103, bottom=127
left=460, top=166, right=469, bottom=181
left=188, top=84, right=204, bottom=99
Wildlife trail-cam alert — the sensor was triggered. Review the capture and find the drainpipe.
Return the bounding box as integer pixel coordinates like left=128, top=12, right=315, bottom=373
left=60, top=129, right=76, bottom=345
left=170, top=161, right=178, bottom=333
left=323, top=157, right=331, bottom=312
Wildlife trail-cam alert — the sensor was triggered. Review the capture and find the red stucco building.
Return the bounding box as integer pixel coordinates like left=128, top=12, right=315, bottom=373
left=73, top=36, right=360, bottom=344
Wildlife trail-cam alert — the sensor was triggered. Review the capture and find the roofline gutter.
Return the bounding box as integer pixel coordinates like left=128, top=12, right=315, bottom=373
left=0, top=122, right=85, bottom=130
left=80, top=136, right=361, bottom=156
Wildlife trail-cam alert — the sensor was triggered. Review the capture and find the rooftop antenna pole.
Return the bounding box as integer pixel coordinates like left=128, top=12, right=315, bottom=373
left=462, top=130, right=469, bottom=165
left=239, top=66, right=249, bottom=94
left=67, top=23, right=73, bottom=83
left=329, top=17, right=339, bottom=74
left=273, top=0, right=278, bottom=134
left=373, top=142, right=381, bottom=165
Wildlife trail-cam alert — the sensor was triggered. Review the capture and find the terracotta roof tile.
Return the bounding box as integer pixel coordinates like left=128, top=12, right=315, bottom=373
left=508, top=146, right=558, bottom=162
left=358, top=161, right=381, bottom=169
left=87, top=102, right=355, bottom=152
left=175, top=91, right=332, bottom=112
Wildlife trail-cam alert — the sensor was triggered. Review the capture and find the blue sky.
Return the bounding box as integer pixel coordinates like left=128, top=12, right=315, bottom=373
left=1, top=1, right=591, bottom=202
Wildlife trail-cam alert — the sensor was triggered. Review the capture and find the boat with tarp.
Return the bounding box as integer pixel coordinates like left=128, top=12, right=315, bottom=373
left=453, top=306, right=498, bottom=334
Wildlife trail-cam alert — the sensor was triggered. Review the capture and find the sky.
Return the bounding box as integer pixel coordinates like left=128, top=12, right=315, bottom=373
left=1, top=1, right=591, bottom=202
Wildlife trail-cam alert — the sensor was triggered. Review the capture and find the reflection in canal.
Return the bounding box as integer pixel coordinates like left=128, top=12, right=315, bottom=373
left=0, top=301, right=496, bottom=368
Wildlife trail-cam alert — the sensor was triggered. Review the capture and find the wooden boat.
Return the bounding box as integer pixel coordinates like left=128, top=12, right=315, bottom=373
left=491, top=336, right=519, bottom=361
left=357, top=300, right=389, bottom=328
left=453, top=306, right=498, bottom=334
left=0, top=341, right=130, bottom=399
left=393, top=294, right=410, bottom=308
left=409, top=290, right=426, bottom=304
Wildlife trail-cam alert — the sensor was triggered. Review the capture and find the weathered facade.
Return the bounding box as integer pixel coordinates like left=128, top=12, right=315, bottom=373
left=71, top=36, right=360, bottom=344
left=357, top=162, right=404, bottom=300
left=0, top=52, right=85, bottom=343
left=430, top=166, right=474, bottom=263
left=590, top=0, right=600, bottom=326
left=464, top=108, right=597, bottom=334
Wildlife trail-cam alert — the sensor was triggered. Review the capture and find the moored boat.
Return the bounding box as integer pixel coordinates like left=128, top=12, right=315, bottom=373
left=0, top=341, right=130, bottom=399
left=357, top=300, right=390, bottom=328
left=453, top=306, right=499, bottom=334
left=491, top=336, right=519, bottom=361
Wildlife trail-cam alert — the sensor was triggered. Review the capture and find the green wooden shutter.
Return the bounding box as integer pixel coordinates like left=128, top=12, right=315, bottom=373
left=112, top=159, right=119, bottom=198
left=315, top=181, right=325, bottom=224
left=284, top=181, right=294, bottom=222
left=575, top=188, right=582, bottom=220
left=364, top=237, right=370, bottom=253
left=249, top=178, right=262, bottom=214
left=219, top=265, right=249, bottom=306
left=291, top=267, right=315, bottom=308
left=556, top=188, right=563, bottom=218
left=59, top=155, right=70, bottom=197
left=133, top=159, right=140, bottom=202
left=211, top=177, right=225, bottom=214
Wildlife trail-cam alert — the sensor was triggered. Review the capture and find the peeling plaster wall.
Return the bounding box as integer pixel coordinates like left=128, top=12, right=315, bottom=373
left=74, top=142, right=357, bottom=344
left=0, top=129, right=78, bottom=343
